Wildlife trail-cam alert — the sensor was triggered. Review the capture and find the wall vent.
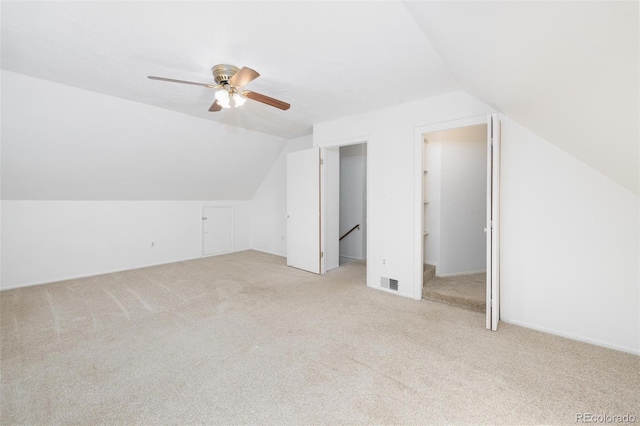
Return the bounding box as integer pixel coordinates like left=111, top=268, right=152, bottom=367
left=381, top=277, right=399, bottom=291
left=389, top=279, right=399, bottom=291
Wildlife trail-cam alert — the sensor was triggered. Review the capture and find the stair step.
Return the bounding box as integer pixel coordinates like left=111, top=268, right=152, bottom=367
left=422, top=289, right=486, bottom=313
left=423, top=264, right=436, bottom=284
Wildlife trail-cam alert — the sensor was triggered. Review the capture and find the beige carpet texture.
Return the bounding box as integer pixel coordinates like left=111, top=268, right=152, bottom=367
left=1, top=250, right=638, bottom=424
left=423, top=272, right=486, bottom=313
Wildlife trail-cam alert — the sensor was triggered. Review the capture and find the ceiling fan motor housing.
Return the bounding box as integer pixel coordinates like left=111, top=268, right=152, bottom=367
left=212, top=64, right=239, bottom=86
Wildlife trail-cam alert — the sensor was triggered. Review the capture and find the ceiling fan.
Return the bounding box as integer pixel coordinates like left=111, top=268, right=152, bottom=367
left=147, top=64, right=290, bottom=112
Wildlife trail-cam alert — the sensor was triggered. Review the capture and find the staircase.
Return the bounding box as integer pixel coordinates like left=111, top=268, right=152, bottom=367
left=422, top=264, right=486, bottom=313
left=423, top=264, right=436, bottom=284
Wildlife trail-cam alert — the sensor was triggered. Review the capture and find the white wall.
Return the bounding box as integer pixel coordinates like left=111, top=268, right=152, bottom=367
left=0, top=71, right=283, bottom=290
left=499, top=119, right=639, bottom=353
left=339, top=144, right=367, bottom=261
left=1, top=71, right=287, bottom=200
left=0, top=200, right=251, bottom=290
left=424, top=141, right=441, bottom=267
left=422, top=140, right=442, bottom=266
left=314, top=90, right=639, bottom=353
left=314, top=91, right=495, bottom=298
left=424, top=124, right=487, bottom=274
left=439, top=140, right=487, bottom=275
left=423, top=138, right=486, bottom=275
left=250, top=136, right=313, bottom=256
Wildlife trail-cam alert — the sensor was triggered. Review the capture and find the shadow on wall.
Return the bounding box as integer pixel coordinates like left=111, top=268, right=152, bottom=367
left=339, top=143, right=367, bottom=265
left=423, top=124, right=487, bottom=276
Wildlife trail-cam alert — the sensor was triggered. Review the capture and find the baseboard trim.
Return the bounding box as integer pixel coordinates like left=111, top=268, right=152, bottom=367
left=502, top=318, right=640, bottom=356
left=0, top=256, right=207, bottom=292
left=339, top=255, right=366, bottom=261
left=367, top=283, right=418, bottom=300
left=436, top=269, right=486, bottom=277
left=1, top=248, right=255, bottom=292
left=249, top=248, right=286, bottom=258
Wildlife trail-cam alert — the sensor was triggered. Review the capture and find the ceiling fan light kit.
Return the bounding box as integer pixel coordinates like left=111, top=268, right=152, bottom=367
left=214, top=87, right=246, bottom=109
left=148, top=64, right=290, bottom=112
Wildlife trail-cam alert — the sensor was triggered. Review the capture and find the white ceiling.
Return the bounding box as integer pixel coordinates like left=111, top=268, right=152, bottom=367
left=0, top=1, right=458, bottom=139
left=1, top=1, right=637, bottom=197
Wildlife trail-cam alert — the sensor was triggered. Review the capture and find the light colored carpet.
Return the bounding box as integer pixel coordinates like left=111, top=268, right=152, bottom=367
left=1, top=250, right=638, bottom=425
left=423, top=273, right=486, bottom=312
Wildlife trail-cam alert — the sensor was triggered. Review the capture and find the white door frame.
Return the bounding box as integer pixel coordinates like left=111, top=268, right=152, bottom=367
left=201, top=205, right=234, bottom=257
left=318, top=136, right=370, bottom=276
left=487, top=113, right=501, bottom=331
left=414, top=115, right=501, bottom=326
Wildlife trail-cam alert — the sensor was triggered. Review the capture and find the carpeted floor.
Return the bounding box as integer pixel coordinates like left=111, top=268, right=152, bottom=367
left=1, top=250, right=638, bottom=424
left=423, top=273, right=486, bottom=312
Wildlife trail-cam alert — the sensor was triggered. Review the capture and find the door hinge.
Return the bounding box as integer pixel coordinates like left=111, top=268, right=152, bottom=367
left=320, top=159, right=324, bottom=165
left=320, top=251, right=324, bottom=258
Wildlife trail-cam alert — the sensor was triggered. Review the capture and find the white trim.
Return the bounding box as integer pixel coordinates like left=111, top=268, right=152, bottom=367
left=436, top=269, right=486, bottom=277
left=0, top=256, right=202, bottom=292
left=317, top=135, right=370, bottom=149
left=413, top=115, right=489, bottom=301
left=250, top=248, right=286, bottom=258
left=368, top=284, right=414, bottom=299
left=502, top=319, right=640, bottom=356
left=318, top=137, right=370, bottom=283
left=490, top=113, right=501, bottom=331
left=201, top=251, right=234, bottom=259
left=339, top=255, right=365, bottom=261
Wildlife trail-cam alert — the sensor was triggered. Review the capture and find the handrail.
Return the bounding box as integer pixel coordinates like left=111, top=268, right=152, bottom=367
left=339, top=224, right=360, bottom=241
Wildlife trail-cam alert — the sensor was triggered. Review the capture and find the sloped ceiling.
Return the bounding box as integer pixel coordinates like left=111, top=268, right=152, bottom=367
left=0, top=1, right=457, bottom=140
left=1, top=70, right=288, bottom=200
left=2, top=1, right=637, bottom=199
left=404, top=1, right=639, bottom=195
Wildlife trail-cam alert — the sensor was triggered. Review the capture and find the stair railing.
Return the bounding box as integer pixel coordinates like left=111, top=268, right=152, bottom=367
left=339, top=224, right=360, bottom=241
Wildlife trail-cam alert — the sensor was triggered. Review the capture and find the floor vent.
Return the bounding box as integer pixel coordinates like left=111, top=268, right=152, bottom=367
left=381, top=277, right=399, bottom=291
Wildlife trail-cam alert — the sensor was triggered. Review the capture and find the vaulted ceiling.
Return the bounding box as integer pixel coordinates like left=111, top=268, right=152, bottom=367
left=2, top=1, right=638, bottom=198
left=0, top=1, right=457, bottom=139
left=404, top=1, right=638, bottom=194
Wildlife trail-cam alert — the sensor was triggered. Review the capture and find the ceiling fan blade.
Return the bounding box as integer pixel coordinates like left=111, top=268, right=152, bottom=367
left=147, top=76, right=216, bottom=88
left=244, top=91, right=290, bottom=110
left=228, top=67, right=260, bottom=87
left=208, top=100, right=222, bottom=112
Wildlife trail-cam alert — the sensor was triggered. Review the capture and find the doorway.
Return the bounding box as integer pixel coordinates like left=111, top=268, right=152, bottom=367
left=415, top=114, right=501, bottom=330
left=339, top=143, right=367, bottom=266
left=322, top=142, right=368, bottom=272
left=422, top=124, right=488, bottom=311
left=285, top=142, right=368, bottom=276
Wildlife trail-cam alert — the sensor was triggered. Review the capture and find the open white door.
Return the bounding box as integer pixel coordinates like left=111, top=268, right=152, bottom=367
left=486, top=114, right=501, bottom=330
left=322, top=147, right=340, bottom=272
left=287, top=147, right=322, bottom=274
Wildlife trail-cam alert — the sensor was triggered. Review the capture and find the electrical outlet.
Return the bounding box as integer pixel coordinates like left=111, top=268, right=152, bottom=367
left=150, top=242, right=155, bottom=247
left=382, top=258, right=387, bottom=267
